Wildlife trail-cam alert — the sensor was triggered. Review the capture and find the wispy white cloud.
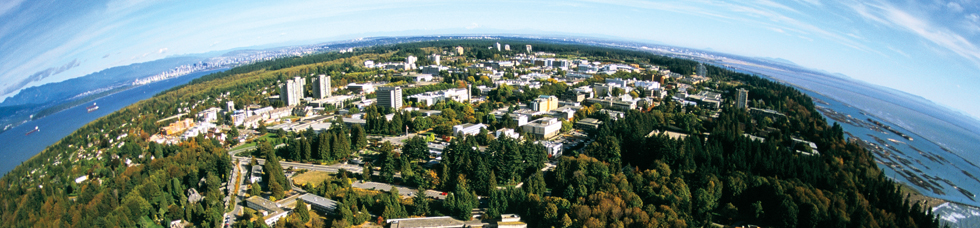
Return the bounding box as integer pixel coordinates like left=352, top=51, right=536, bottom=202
left=792, top=0, right=822, bottom=7
left=0, top=0, right=25, bottom=17
left=887, top=45, right=912, bottom=58
left=947, top=2, right=964, bottom=12
left=846, top=1, right=980, bottom=67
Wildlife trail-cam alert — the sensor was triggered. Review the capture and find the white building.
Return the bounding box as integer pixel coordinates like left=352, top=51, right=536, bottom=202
left=406, top=55, right=417, bottom=68
left=197, top=107, right=220, bottom=123
left=280, top=77, right=304, bottom=106
left=538, top=141, right=563, bottom=157
left=313, top=74, right=331, bottom=99
left=410, top=74, right=433, bottom=82
left=347, top=83, right=375, bottom=94
left=452, top=123, right=487, bottom=136
left=364, top=60, right=375, bottom=68
left=428, top=54, right=440, bottom=66
left=522, top=118, right=562, bottom=139
left=495, top=128, right=520, bottom=140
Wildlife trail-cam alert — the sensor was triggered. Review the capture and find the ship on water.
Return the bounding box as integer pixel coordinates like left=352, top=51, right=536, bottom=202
left=25, top=126, right=38, bottom=136
left=87, top=103, right=99, bottom=112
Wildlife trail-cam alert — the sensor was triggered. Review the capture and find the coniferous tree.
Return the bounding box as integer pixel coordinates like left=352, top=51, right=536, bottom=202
left=317, top=132, right=331, bottom=161
left=413, top=188, right=429, bottom=216
left=350, top=124, right=368, bottom=151
left=362, top=162, right=373, bottom=181
left=403, top=136, right=429, bottom=161
left=379, top=142, right=397, bottom=183
left=295, top=200, right=310, bottom=223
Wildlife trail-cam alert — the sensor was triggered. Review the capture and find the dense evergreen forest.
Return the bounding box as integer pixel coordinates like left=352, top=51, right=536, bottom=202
left=0, top=39, right=943, bottom=228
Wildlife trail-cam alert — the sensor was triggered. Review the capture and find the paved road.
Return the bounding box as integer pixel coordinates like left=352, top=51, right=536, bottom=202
left=223, top=159, right=247, bottom=227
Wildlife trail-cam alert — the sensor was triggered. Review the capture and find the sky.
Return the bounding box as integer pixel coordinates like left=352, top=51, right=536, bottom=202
left=0, top=0, right=978, bottom=119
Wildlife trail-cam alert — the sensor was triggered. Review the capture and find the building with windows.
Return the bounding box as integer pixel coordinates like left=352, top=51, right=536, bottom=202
left=526, top=44, right=532, bottom=53
left=522, top=117, right=562, bottom=139
left=377, top=86, right=403, bottom=109
left=583, top=98, right=637, bottom=111
left=531, top=95, right=559, bottom=112
left=737, top=88, right=749, bottom=109
left=312, top=74, right=331, bottom=99
left=538, top=141, right=563, bottom=158
left=279, top=77, right=304, bottom=106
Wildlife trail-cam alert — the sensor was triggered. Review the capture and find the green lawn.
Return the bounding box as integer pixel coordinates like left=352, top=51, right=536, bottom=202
left=231, top=133, right=278, bottom=151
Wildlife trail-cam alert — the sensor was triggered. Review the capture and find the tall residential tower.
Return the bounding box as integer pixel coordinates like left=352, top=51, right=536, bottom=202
left=313, top=74, right=331, bottom=99
left=280, top=76, right=305, bottom=106
left=736, top=88, right=749, bottom=109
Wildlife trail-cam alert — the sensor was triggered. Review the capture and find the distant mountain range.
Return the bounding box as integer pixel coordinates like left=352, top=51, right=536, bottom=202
left=0, top=56, right=208, bottom=133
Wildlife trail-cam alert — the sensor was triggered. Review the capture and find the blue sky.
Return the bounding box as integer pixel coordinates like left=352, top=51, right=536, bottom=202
left=1, top=0, right=978, bottom=119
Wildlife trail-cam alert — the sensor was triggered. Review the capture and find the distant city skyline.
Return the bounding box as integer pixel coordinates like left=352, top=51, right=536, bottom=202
left=1, top=0, right=978, bottom=120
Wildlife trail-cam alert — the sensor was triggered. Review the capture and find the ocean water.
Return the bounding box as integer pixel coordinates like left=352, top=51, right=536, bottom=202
left=0, top=70, right=221, bottom=175
left=721, top=60, right=980, bottom=225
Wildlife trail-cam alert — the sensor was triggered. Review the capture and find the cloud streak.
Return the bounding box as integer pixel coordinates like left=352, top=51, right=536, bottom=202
left=0, top=59, right=79, bottom=95
left=846, top=1, right=980, bottom=67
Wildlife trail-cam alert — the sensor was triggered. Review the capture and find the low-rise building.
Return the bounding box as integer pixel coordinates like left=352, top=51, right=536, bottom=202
left=749, top=108, right=787, bottom=121
left=245, top=196, right=280, bottom=213
left=197, top=107, right=221, bottom=123
left=452, top=123, right=487, bottom=136
left=583, top=98, right=637, bottom=111
left=347, top=83, right=375, bottom=94
left=495, top=128, right=520, bottom=139
left=264, top=210, right=289, bottom=226
left=531, top=95, right=559, bottom=112
left=299, top=193, right=339, bottom=214
left=409, top=74, right=433, bottom=82
left=343, top=118, right=367, bottom=127
left=388, top=216, right=485, bottom=228
left=538, top=141, right=563, bottom=158
left=497, top=214, right=528, bottom=228
left=575, top=118, right=602, bottom=130
left=162, top=119, right=196, bottom=136
left=493, top=112, right=529, bottom=126
left=522, top=118, right=562, bottom=139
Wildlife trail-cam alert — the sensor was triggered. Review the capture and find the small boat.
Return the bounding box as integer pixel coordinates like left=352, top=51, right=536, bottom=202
left=25, top=126, right=38, bottom=136
left=87, top=103, right=99, bottom=112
